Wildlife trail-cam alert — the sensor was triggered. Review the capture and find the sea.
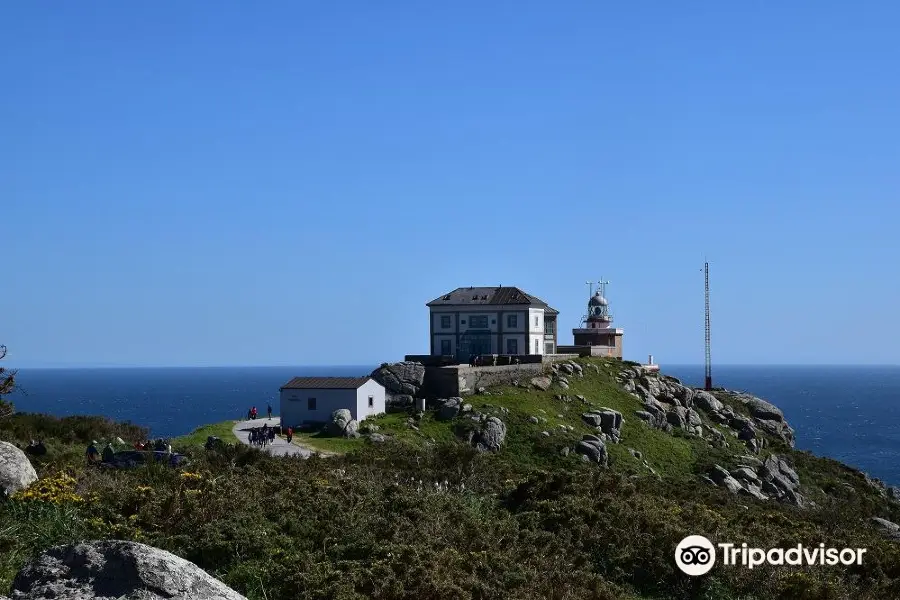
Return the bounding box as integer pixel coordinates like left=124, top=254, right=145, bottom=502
left=5, top=364, right=900, bottom=486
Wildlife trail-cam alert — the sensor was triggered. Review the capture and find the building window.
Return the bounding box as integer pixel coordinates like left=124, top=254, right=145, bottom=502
left=506, top=338, right=518, bottom=354
left=534, top=316, right=538, bottom=327
left=460, top=320, right=466, bottom=324
left=440, top=315, right=451, bottom=328
left=507, top=314, right=517, bottom=328
left=469, top=315, right=488, bottom=329
left=368, top=396, right=374, bottom=408
left=534, top=339, right=539, bottom=354
left=544, top=320, right=555, bottom=335
left=545, top=342, right=554, bottom=355
left=440, top=339, right=451, bottom=355
left=308, top=397, right=316, bottom=411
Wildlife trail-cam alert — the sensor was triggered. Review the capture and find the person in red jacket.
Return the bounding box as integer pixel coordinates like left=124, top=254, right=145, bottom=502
left=286, top=427, right=293, bottom=444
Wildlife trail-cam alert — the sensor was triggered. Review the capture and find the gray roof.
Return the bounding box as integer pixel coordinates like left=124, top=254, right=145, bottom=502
left=280, top=376, right=372, bottom=390
left=427, top=286, right=558, bottom=314
left=589, top=292, right=608, bottom=307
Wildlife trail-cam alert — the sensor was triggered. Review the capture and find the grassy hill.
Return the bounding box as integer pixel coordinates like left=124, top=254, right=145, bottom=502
left=3, top=357, right=900, bottom=599
left=314, top=358, right=763, bottom=478
left=173, top=420, right=239, bottom=447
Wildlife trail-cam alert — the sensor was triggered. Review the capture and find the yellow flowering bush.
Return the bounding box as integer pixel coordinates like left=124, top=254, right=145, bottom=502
left=13, top=472, right=83, bottom=505
left=179, top=472, right=204, bottom=494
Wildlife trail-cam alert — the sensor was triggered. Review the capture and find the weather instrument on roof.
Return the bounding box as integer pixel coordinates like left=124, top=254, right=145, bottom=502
left=581, top=278, right=611, bottom=327
left=569, top=278, right=623, bottom=358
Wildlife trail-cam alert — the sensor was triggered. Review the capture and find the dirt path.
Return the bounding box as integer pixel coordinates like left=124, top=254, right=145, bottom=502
left=231, top=418, right=318, bottom=457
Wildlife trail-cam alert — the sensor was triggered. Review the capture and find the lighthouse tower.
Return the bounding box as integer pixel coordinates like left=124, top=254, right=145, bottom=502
left=572, top=281, right=624, bottom=358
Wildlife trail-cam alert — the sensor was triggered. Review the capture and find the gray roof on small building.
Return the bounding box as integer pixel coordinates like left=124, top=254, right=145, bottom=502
left=427, top=286, right=558, bottom=314
left=280, top=376, right=372, bottom=390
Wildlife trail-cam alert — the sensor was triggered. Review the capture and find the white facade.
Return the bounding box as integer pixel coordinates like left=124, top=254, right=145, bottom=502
left=430, top=306, right=539, bottom=357
left=427, top=287, right=559, bottom=360
left=280, top=379, right=385, bottom=429
left=528, top=307, right=544, bottom=357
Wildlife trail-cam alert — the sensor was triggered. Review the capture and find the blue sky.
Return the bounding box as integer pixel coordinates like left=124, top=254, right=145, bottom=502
left=2, top=2, right=899, bottom=367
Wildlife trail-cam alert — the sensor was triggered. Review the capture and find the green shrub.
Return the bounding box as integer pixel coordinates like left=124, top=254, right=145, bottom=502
left=4, top=360, right=900, bottom=599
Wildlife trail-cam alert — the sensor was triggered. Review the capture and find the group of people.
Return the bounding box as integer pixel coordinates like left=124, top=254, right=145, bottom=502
left=25, top=440, right=47, bottom=456
left=86, top=438, right=173, bottom=465
left=85, top=440, right=117, bottom=464
left=134, top=439, right=173, bottom=453
left=249, top=424, right=276, bottom=447
left=246, top=404, right=273, bottom=421
left=468, top=355, right=519, bottom=367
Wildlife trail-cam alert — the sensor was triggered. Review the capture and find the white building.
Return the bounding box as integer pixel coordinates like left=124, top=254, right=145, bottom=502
left=279, top=377, right=386, bottom=428
left=426, top=286, right=559, bottom=361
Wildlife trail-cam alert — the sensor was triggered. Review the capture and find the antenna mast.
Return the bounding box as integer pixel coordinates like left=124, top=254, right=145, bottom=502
left=704, top=262, right=712, bottom=391
left=597, top=277, right=610, bottom=298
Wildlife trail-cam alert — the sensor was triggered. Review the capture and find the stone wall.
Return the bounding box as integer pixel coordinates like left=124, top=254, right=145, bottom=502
left=557, top=345, right=590, bottom=357
left=456, top=363, right=545, bottom=395
left=542, top=353, right=581, bottom=363
left=421, top=363, right=549, bottom=398
left=557, top=345, right=624, bottom=358
left=415, top=353, right=580, bottom=398
left=420, top=366, right=461, bottom=398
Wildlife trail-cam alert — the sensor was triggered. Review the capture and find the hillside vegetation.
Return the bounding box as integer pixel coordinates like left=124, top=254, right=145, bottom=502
left=2, top=358, right=900, bottom=599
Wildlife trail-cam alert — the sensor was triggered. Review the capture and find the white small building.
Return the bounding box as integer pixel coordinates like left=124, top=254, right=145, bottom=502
left=279, top=376, right=386, bottom=428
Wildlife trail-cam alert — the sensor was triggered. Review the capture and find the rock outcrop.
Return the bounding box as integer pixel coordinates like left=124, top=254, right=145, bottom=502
left=327, top=409, right=358, bottom=438
left=550, top=360, right=583, bottom=379
left=612, top=365, right=806, bottom=506
left=616, top=367, right=795, bottom=450
left=530, top=376, right=552, bottom=391
left=575, top=435, right=608, bottom=466
left=861, top=473, right=900, bottom=502
left=436, top=397, right=464, bottom=421
left=705, top=454, right=803, bottom=506
left=0, top=440, right=38, bottom=497
left=758, top=454, right=803, bottom=506
left=370, top=362, right=426, bottom=407
left=871, top=517, right=900, bottom=541
left=10, top=540, right=247, bottom=600
left=709, top=465, right=744, bottom=494
left=693, top=390, right=723, bottom=413
left=547, top=361, right=583, bottom=390
left=581, top=408, right=623, bottom=443
left=468, top=416, right=506, bottom=452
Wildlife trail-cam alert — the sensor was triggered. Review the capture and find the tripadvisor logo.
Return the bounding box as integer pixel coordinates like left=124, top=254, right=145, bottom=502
left=675, top=535, right=716, bottom=576
left=675, top=535, right=868, bottom=576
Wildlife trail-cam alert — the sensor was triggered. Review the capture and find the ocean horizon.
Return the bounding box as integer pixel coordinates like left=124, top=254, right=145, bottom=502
left=5, top=363, right=900, bottom=486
